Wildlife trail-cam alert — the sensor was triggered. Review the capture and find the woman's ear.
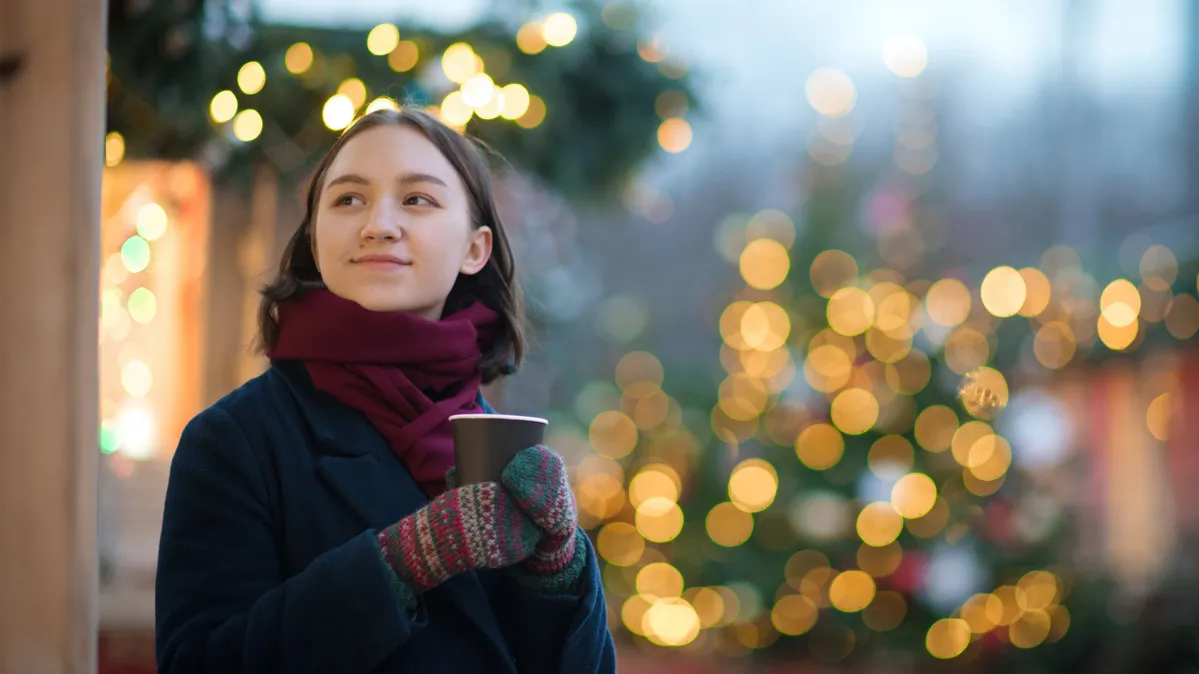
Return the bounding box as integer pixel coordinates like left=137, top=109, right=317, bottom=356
left=460, top=226, right=493, bottom=276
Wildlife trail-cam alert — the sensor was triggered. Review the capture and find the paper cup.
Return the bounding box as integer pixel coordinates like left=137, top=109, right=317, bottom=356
left=448, top=413, right=548, bottom=486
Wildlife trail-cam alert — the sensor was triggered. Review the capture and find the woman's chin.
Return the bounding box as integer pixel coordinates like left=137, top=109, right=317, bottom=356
left=352, top=293, right=438, bottom=317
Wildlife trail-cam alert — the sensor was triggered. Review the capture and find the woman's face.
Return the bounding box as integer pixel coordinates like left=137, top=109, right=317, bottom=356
left=311, top=124, right=492, bottom=319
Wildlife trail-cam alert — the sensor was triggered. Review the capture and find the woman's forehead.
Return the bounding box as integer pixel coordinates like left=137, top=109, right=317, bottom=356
left=329, top=124, right=457, bottom=180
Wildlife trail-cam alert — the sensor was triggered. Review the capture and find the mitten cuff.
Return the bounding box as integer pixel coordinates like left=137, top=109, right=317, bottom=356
left=375, top=535, right=419, bottom=616
left=507, top=528, right=587, bottom=595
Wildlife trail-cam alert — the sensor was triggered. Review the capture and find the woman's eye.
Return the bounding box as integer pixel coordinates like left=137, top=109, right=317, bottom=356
left=333, top=194, right=362, bottom=207
left=404, top=195, right=435, bottom=207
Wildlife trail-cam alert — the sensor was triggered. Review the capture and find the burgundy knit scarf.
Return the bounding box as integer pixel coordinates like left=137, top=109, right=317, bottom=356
left=267, top=289, right=499, bottom=497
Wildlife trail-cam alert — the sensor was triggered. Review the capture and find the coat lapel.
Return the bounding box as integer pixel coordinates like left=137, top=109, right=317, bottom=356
left=273, top=361, right=515, bottom=667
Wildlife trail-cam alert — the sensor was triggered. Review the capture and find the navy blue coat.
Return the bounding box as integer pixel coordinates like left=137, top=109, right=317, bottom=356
left=155, top=361, right=616, bottom=674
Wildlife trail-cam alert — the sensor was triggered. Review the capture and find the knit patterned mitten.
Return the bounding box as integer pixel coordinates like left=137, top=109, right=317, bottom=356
left=500, top=446, right=587, bottom=594
left=377, top=482, right=542, bottom=598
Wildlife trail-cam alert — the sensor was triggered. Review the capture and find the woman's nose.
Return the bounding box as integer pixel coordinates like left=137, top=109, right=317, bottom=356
left=361, top=199, right=402, bottom=240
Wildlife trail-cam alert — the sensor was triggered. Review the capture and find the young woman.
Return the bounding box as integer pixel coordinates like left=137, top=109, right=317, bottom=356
left=154, top=108, right=616, bottom=674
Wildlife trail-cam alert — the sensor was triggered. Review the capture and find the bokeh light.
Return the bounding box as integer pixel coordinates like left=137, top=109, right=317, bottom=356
left=740, top=238, right=790, bottom=290
left=795, top=423, right=845, bottom=470
left=885, top=350, right=931, bottom=395
left=440, top=91, right=473, bottom=127
left=981, top=266, right=1027, bottom=317
left=707, top=502, right=755, bottom=547
left=863, top=591, right=907, bottom=631
left=772, top=594, right=818, bottom=635
left=366, top=23, right=400, bottom=56
left=460, top=73, right=496, bottom=109
left=644, top=597, right=702, bottom=647
left=961, top=593, right=1003, bottom=634
left=1018, top=267, right=1052, bottom=316
left=121, top=360, right=152, bottom=397
left=1140, top=245, right=1178, bottom=291
left=1034, top=321, right=1077, bottom=369
left=890, top=473, right=936, bottom=518
left=366, top=97, right=399, bottom=114
left=925, top=278, right=971, bottom=327
left=856, top=541, right=903, bottom=578
left=914, top=405, right=957, bottom=452
left=827, top=287, right=875, bottom=336
left=105, top=131, right=126, bottom=167
left=830, top=388, right=879, bottom=435
left=958, top=366, right=1008, bottom=419
left=336, top=78, right=367, bottom=110
left=389, top=40, right=420, bottom=72
left=811, top=250, right=859, bottom=297
left=1010, top=610, right=1052, bottom=648
left=636, top=497, right=684, bottom=543
left=857, top=502, right=903, bottom=546
left=637, top=562, right=684, bottom=600
left=542, top=12, right=579, bottom=47
left=237, top=61, right=266, bottom=95
left=127, top=287, right=157, bottom=324
left=442, top=43, right=481, bottom=83
left=120, top=236, right=151, bottom=273
left=285, top=42, right=314, bottom=74
left=805, top=68, right=856, bottom=118
left=882, top=32, right=928, bottom=77
left=950, top=419, right=994, bottom=466
left=689, top=587, right=726, bottom=628
left=944, top=327, right=990, bottom=374
left=1097, top=313, right=1138, bottom=350
left=740, top=301, right=790, bottom=350
left=1165, top=294, right=1199, bottom=339
left=926, top=618, right=971, bottom=659
left=629, top=465, right=680, bottom=508
left=136, top=203, right=168, bottom=241
left=622, top=595, right=652, bottom=635
left=1100, top=279, right=1142, bottom=327
left=516, top=95, right=547, bottom=128
left=590, top=410, right=638, bottom=458
left=906, top=497, right=949, bottom=538
left=829, top=570, right=876, bottom=612
left=868, top=435, right=915, bottom=475
left=517, top=22, right=548, bottom=55
left=209, top=90, right=238, bottom=123
left=232, top=109, right=263, bottom=142
left=658, top=117, right=692, bottom=153
left=1147, top=392, right=1173, bottom=441
left=597, top=521, right=644, bottom=566
left=322, top=94, right=356, bottom=131
left=804, top=344, right=853, bottom=393
left=729, top=458, right=778, bottom=512
left=499, top=83, right=531, bottom=119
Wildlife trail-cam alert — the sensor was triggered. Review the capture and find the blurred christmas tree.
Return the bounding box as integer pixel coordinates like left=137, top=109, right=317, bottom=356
left=575, top=76, right=1199, bottom=668
left=105, top=0, right=693, bottom=200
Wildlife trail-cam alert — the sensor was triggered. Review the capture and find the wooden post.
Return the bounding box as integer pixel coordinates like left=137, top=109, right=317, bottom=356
left=0, top=0, right=106, bottom=670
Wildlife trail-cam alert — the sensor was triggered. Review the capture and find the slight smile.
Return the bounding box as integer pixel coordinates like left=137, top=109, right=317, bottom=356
left=353, top=254, right=412, bottom=270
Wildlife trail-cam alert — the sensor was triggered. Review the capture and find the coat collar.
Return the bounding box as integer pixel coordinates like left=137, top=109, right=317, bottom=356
left=273, top=360, right=386, bottom=458
left=271, top=361, right=514, bottom=668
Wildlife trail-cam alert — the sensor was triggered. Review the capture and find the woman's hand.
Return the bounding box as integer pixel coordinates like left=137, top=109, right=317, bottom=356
left=377, top=481, right=541, bottom=593
left=500, top=446, right=582, bottom=578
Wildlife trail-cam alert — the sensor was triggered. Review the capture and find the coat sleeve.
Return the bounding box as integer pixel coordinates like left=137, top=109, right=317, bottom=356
left=491, top=532, right=618, bottom=674
left=154, top=406, right=424, bottom=674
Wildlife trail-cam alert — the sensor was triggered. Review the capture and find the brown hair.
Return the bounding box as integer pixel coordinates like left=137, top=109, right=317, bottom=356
left=256, top=107, right=525, bottom=383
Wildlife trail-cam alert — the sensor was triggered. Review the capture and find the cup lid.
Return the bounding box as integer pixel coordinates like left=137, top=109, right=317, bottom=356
left=448, top=413, right=549, bottom=424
